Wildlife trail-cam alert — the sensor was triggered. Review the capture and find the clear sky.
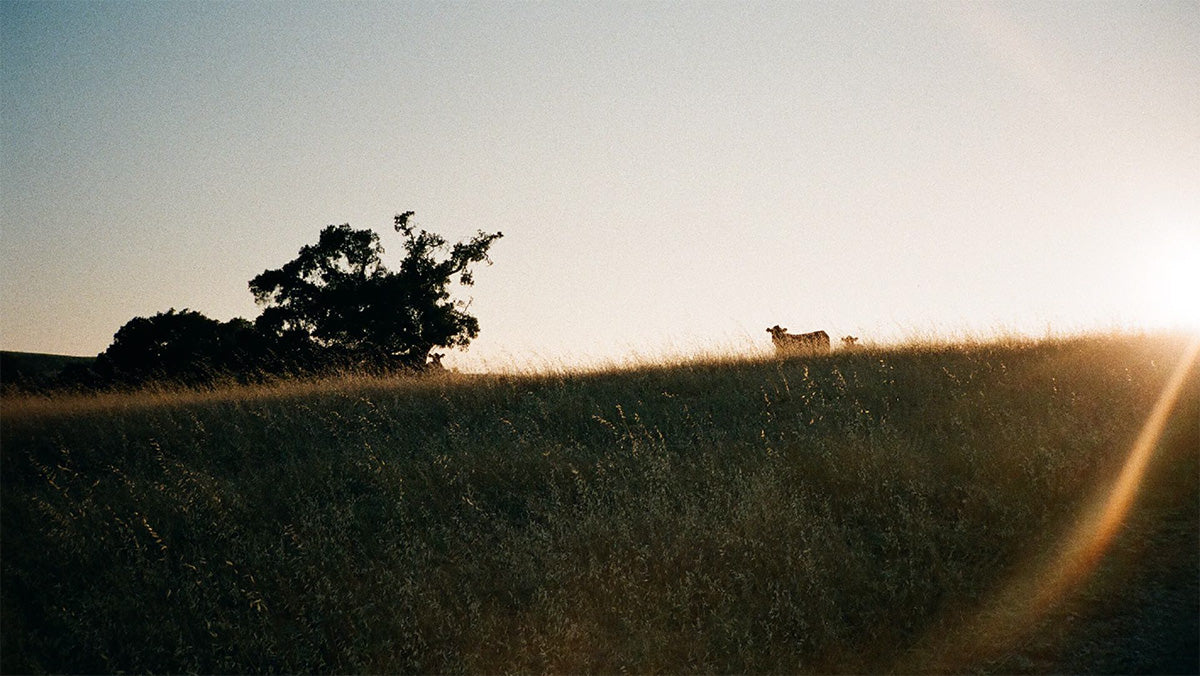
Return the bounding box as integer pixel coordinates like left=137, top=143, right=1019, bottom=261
left=2, top=1, right=1198, bottom=370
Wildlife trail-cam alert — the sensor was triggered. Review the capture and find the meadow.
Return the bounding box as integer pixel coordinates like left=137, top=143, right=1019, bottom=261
left=2, top=332, right=1197, bottom=673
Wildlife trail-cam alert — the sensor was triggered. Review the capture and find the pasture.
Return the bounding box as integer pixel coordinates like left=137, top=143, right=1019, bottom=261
left=2, top=332, right=1197, bottom=673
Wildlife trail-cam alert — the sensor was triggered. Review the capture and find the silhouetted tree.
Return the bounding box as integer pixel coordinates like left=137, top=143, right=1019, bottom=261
left=249, top=212, right=502, bottom=371
left=95, top=309, right=261, bottom=384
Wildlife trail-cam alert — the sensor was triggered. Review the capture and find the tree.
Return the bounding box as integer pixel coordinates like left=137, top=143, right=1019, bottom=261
left=95, top=309, right=260, bottom=384
left=249, top=212, right=502, bottom=371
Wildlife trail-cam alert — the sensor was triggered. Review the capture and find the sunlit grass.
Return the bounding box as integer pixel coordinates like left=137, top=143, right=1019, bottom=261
left=2, top=330, right=1196, bottom=673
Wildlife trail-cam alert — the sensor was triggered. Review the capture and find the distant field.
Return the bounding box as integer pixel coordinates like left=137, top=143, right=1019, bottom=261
left=0, top=350, right=95, bottom=373
left=0, top=350, right=95, bottom=390
left=2, top=333, right=1197, bottom=673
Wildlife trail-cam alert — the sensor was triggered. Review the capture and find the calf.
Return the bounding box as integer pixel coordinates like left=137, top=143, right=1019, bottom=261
left=767, top=326, right=830, bottom=354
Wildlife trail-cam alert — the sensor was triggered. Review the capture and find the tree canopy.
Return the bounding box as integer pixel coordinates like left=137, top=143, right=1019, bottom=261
left=95, top=309, right=260, bottom=385
left=249, top=212, right=502, bottom=371
left=38, top=211, right=504, bottom=391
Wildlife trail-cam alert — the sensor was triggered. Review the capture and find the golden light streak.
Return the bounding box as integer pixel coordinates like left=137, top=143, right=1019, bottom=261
left=903, top=335, right=1200, bottom=672
left=1031, top=335, right=1199, bottom=615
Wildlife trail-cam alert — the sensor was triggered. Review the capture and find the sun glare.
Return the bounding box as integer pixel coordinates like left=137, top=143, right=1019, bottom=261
left=1146, top=227, right=1200, bottom=330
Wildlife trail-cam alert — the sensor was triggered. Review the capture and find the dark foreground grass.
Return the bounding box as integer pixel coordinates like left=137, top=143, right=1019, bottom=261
left=2, top=333, right=1197, bottom=673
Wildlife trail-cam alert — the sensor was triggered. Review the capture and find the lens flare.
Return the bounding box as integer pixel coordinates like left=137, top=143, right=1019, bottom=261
left=902, top=335, right=1200, bottom=671
left=1033, top=335, right=1199, bottom=610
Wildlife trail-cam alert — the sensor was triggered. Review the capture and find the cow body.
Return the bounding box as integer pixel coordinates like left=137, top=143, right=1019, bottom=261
left=767, top=325, right=830, bottom=354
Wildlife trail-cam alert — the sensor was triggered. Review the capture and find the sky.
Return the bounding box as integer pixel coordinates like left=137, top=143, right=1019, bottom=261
left=2, top=0, right=1198, bottom=371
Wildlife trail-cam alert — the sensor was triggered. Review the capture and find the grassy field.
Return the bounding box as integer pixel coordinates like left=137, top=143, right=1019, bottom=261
left=2, top=332, right=1197, bottom=673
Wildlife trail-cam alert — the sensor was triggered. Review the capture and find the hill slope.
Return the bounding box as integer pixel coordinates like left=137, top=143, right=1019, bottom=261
left=0, top=350, right=96, bottom=389
left=2, top=333, right=1197, bottom=673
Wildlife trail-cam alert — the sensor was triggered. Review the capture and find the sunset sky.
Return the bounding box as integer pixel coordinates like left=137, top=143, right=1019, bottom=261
left=2, top=1, right=1198, bottom=370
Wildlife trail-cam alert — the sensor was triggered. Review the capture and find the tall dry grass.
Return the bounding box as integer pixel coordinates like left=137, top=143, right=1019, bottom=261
left=2, top=331, right=1196, bottom=673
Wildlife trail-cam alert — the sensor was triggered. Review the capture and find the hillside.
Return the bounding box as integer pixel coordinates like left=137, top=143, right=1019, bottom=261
left=2, top=333, right=1197, bottom=673
left=0, top=350, right=96, bottom=390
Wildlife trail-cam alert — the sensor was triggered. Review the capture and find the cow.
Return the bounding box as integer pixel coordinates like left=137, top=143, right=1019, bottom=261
left=841, top=335, right=859, bottom=348
left=767, top=325, right=830, bottom=354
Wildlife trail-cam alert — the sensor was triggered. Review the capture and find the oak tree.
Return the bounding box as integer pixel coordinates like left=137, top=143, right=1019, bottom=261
left=248, top=212, right=502, bottom=371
